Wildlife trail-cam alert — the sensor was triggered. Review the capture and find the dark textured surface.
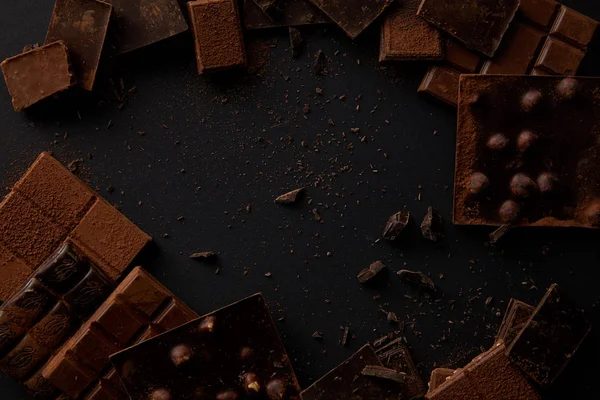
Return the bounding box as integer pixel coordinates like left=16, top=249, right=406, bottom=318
left=0, top=1, right=599, bottom=399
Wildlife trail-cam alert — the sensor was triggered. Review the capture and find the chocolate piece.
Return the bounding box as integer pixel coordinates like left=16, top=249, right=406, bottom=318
left=189, top=251, right=217, bottom=260
left=302, top=345, right=401, bottom=400
left=243, top=0, right=329, bottom=29
left=361, top=365, right=405, bottom=383
left=421, top=206, right=443, bottom=242
left=428, top=368, right=454, bottom=392
left=508, top=284, right=591, bottom=386
left=397, top=269, right=435, bottom=292
left=313, top=50, right=327, bottom=76
left=417, top=0, right=519, bottom=57
left=104, top=0, right=187, bottom=54
left=357, top=261, right=386, bottom=284
left=308, top=0, right=392, bottom=39
left=1, top=41, right=75, bottom=112
left=419, top=0, right=598, bottom=106
left=488, top=224, right=511, bottom=244
left=42, top=267, right=198, bottom=398
left=289, top=27, right=303, bottom=58
left=45, top=0, right=112, bottom=91
left=275, top=188, right=304, bottom=204
left=188, top=0, right=247, bottom=74
left=110, top=293, right=301, bottom=400
left=380, top=0, right=443, bottom=62
left=455, top=75, right=600, bottom=227
left=382, top=211, right=410, bottom=241
left=253, top=0, right=278, bottom=13
left=375, top=338, right=427, bottom=398
left=496, top=299, right=534, bottom=346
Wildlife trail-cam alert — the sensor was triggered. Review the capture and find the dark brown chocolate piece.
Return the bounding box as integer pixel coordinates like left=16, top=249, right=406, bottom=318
left=361, top=365, right=405, bottom=383
left=357, top=261, right=386, bottom=284
left=508, top=284, right=591, bottom=386
left=110, top=293, right=301, bottom=400
left=275, top=187, right=304, bottom=204
left=243, top=0, right=329, bottom=29
left=189, top=251, right=218, bottom=260
left=421, top=206, right=443, bottom=242
left=496, top=299, right=534, bottom=346
left=428, top=368, right=454, bottom=392
left=45, top=0, right=112, bottom=91
left=419, top=0, right=598, bottom=106
left=104, top=0, right=188, bottom=54
left=188, top=0, right=247, bottom=74
left=308, top=0, right=393, bottom=39
left=289, top=27, right=304, bottom=58
left=397, top=270, right=435, bottom=292
left=455, top=75, right=600, bottom=227
left=42, top=267, right=198, bottom=399
left=380, top=0, right=443, bottom=62
left=253, top=0, right=278, bottom=13
left=382, top=211, right=410, bottom=242
left=302, top=345, right=402, bottom=400
left=375, top=338, right=427, bottom=399
left=1, top=41, right=75, bottom=112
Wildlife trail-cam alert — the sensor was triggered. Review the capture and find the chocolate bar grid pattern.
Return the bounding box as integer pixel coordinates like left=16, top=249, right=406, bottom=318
left=419, top=0, right=598, bottom=106
left=0, top=243, right=114, bottom=399
left=43, top=267, right=198, bottom=399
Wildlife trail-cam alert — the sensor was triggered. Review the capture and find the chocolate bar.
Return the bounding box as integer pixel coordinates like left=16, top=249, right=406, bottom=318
left=243, top=0, right=329, bottom=29
left=380, top=0, right=443, bottom=62
left=375, top=337, right=427, bottom=398
left=110, top=293, right=302, bottom=400
left=45, top=0, right=112, bottom=91
left=1, top=41, right=75, bottom=112
left=104, top=0, right=188, bottom=54
left=508, top=284, right=591, bottom=386
left=428, top=368, right=454, bottom=392
left=496, top=299, right=534, bottom=346
left=419, top=0, right=598, bottom=106
left=417, top=0, right=519, bottom=57
left=307, top=0, right=392, bottom=39
left=42, top=267, right=198, bottom=399
left=455, top=75, right=600, bottom=227
left=302, top=344, right=401, bottom=400
left=188, top=0, right=247, bottom=74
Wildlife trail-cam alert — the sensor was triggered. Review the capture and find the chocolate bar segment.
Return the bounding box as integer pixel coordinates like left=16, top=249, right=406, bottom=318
left=308, top=0, right=392, bottom=39
left=0, top=41, right=76, bottom=112
left=243, top=0, right=329, bottom=29
left=188, top=0, right=247, bottom=74
left=417, top=0, right=519, bottom=57
left=455, top=75, right=600, bottom=227
left=508, top=284, right=591, bottom=386
left=45, top=0, right=113, bottom=91
left=375, top=337, right=427, bottom=398
left=111, top=293, right=300, bottom=400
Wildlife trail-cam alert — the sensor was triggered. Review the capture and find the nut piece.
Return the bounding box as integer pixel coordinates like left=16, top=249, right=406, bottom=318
left=382, top=211, right=410, bottom=242
left=516, top=130, right=538, bottom=152
left=499, top=200, right=521, bottom=223
left=468, top=172, right=489, bottom=195
left=244, top=373, right=261, bottom=395
left=537, top=173, right=557, bottom=194
left=557, top=78, right=578, bottom=99
left=486, top=133, right=509, bottom=150
left=584, top=203, right=600, bottom=227
left=170, top=344, right=193, bottom=367
left=150, top=388, right=172, bottom=400
left=521, top=89, right=543, bottom=112
left=216, top=391, right=239, bottom=400
left=266, top=379, right=286, bottom=400
left=510, top=174, right=537, bottom=198
left=198, top=316, right=216, bottom=333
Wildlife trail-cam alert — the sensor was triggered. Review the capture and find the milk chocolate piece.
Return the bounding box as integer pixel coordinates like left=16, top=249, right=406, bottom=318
left=188, top=0, right=247, bottom=74
left=508, top=284, right=591, bottom=386
left=496, top=299, right=534, bottom=346
left=308, top=0, right=393, bottom=39
left=417, top=0, right=519, bottom=57
left=43, top=267, right=198, bottom=399
left=45, top=0, right=112, bottom=91
left=302, top=345, right=401, bottom=400
left=419, top=0, right=598, bottom=106
left=1, top=41, right=75, bottom=112
left=428, top=368, right=454, bottom=392
left=455, top=75, right=600, bottom=227
left=380, top=0, right=443, bottom=62
left=375, top=338, right=427, bottom=398
left=243, top=0, right=329, bottom=29
left=111, top=293, right=301, bottom=400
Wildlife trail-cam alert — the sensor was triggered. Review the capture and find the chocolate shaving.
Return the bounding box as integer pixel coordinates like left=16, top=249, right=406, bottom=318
left=357, top=261, right=386, bottom=284
left=421, top=206, right=443, bottom=242
left=275, top=188, right=304, bottom=204
left=387, top=312, right=399, bottom=324
left=312, top=331, right=323, bottom=340
left=361, top=365, right=406, bottom=383
left=340, top=326, right=350, bottom=347
left=489, top=224, right=511, bottom=244
left=289, top=27, right=304, bottom=58
left=190, top=251, right=218, bottom=260
left=382, top=211, right=410, bottom=242
left=313, top=50, right=327, bottom=75
left=397, top=269, right=435, bottom=292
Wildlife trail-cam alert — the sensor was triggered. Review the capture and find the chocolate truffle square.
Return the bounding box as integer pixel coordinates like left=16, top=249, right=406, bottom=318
left=308, top=0, right=393, bottom=39
left=1, top=41, right=75, bottom=112
left=110, top=293, right=301, bottom=400
left=417, top=0, right=519, bottom=57
left=46, top=0, right=113, bottom=91
left=455, top=75, right=600, bottom=228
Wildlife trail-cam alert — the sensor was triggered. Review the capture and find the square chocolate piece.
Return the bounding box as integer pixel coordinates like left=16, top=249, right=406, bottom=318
left=110, top=293, right=301, bottom=400
left=455, top=75, right=600, bottom=228
left=308, top=0, right=393, bottom=39
left=1, top=41, right=75, bottom=112
left=417, top=0, right=519, bottom=57
left=46, top=0, right=113, bottom=91
left=243, top=0, right=329, bottom=29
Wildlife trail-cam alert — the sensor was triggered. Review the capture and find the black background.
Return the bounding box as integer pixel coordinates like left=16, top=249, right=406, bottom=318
left=1, top=1, right=599, bottom=399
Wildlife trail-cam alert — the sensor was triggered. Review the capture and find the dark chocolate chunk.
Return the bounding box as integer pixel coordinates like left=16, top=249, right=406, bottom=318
left=375, top=337, right=426, bottom=399
left=357, top=261, right=386, bottom=284
left=275, top=188, right=304, bottom=204
left=189, top=251, right=218, bottom=260
left=243, top=0, right=330, bottom=30
left=313, top=50, right=327, bottom=76
left=397, top=270, right=435, bottom=292
left=488, top=224, right=511, bottom=244
left=382, top=211, right=410, bottom=242
left=421, top=207, right=443, bottom=242
left=496, top=299, right=534, bottom=347
left=289, top=27, right=304, bottom=58
left=361, top=365, right=406, bottom=383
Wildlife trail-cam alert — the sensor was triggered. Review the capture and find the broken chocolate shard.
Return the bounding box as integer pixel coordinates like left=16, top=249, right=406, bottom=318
left=189, top=251, right=218, bottom=260
left=421, top=207, right=443, bottom=242
left=397, top=270, right=435, bottom=292
left=313, top=50, right=327, bottom=75
left=375, top=338, right=426, bottom=399
left=340, top=326, right=350, bottom=347
left=361, top=365, right=406, bottom=384
left=275, top=188, right=304, bottom=204
left=489, top=224, right=511, bottom=244
left=357, top=261, right=386, bottom=284
left=496, top=299, right=534, bottom=347
left=289, top=27, right=304, bottom=58
left=308, top=0, right=393, bottom=39
left=382, top=211, right=410, bottom=242
left=312, top=331, right=323, bottom=340
left=386, top=312, right=398, bottom=324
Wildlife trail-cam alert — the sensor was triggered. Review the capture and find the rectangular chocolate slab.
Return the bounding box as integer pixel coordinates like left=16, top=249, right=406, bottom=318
left=308, top=0, right=393, bottom=39
left=419, top=0, right=598, bottom=106
left=244, top=0, right=329, bottom=29
left=110, top=293, right=302, bottom=400
left=375, top=337, right=427, bottom=398
left=42, top=267, right=198, bottom=399
left=188, top=0, right=247, bottom=74
left=455, top=75, right=600, bottom=227
left=1, top=41, right=75, bottom=112
left=496, top=299, right=534, bottom=346
left=380, top=0, right=443, bottom=62
left=508, top=284, right=591, bottom=386
left=104, top=0, right=188, bottom=54
left=45, top=0, right=112, bottom=91
left=417, top=0, right=519, bottom=57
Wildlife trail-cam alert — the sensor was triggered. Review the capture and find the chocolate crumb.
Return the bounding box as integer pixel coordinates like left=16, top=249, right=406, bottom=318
left=420, top=206, right=443, bottom=242
left=289, top=27, right=303, bottom=58
left=382, top=211, right=410, bottom=242
left=312, top=331, right=323, bottom=340
left=190, top=251, right=218, bottom=260
left=357, top=261, right=386, bottom=283
left=397, top=270, right=435, bottom=292
left=275, top=188, right=304, bottom=204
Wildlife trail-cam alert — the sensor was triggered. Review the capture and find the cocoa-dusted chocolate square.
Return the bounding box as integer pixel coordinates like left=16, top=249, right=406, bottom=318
left=110, top=293, right=301, bottom=400
left=308, top=0, right=393, bottom=39
left=455, top=75, right=600, bottom=228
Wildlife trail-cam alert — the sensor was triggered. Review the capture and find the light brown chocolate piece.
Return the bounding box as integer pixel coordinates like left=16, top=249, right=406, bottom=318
left=1, top=41, right=75, bottom=112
